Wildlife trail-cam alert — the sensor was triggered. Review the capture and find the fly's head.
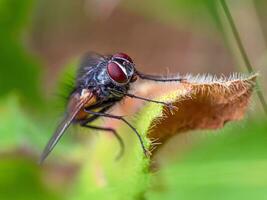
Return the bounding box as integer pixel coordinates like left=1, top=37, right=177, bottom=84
left=105, top=53, right=138, bottom=97
left=76, top=52, right=138, bottom=100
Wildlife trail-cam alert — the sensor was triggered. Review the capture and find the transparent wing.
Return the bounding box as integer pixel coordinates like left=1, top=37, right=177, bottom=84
left=39, top=91, right=94, bottom=164
left=78, top=52, right=107, bottom=74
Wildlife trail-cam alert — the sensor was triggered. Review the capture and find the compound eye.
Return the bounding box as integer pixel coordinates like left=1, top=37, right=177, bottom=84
left=113, top=53, right=133, bottom=63
left=107, top=62, right=128, bottom=84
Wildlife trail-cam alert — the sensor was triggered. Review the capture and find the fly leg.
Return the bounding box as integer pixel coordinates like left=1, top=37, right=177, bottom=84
left=125, top=93, right=176, bottom=110
left=78, top=103, right=114, bottom=124
left=108, top=88, right=176, bottom=110
left=79, top=105, right=125, bottom=159
left=81, top=124, right=124, bottom=160
left=84, top=109, right=149, bottom=158
left=136, top=71, right=186, bottom=82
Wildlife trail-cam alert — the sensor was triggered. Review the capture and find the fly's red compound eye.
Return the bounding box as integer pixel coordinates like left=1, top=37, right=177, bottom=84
left=107, top=62, right=128, bottom=84
left=113, top=53, right=133, bottom=63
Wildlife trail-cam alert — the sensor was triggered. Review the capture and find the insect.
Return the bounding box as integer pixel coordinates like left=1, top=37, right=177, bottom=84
left=40, top=52, right=184, bottom=163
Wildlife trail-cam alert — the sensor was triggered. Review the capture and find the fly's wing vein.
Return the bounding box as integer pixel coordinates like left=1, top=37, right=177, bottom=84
left=39, top=92, right=94, bottom=163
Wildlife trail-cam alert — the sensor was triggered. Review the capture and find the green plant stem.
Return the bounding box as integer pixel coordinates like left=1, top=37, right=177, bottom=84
left=220, top=0, right=267, bottom=116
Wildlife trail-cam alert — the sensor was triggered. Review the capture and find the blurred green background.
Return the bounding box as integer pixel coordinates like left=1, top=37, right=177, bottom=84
left=1, top=0, right=267, bottom=200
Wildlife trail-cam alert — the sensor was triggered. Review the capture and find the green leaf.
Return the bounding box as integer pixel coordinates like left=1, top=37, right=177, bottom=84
left=0, top=158, right=60, bottom=200
left=0, top=0, right=42, bottom=105
left=146, top=120, right=267, bottom=200
left=0, top=95, right=47, bottom=152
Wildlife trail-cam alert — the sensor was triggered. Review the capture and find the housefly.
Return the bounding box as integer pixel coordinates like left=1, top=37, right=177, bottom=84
left=40, top=52, right=184, bottom=163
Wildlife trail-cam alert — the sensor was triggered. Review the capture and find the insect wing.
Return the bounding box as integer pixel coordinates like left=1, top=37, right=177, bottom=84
left=78, top=52, right=106, bottom=75
left=39, top=91, right=94, bottom=163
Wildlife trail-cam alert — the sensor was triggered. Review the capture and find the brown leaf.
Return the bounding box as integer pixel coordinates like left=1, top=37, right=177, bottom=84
left=146, top=74, right=257, bottom=144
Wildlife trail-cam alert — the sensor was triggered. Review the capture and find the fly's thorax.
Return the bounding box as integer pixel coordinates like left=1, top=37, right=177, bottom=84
left=96, top=65, right=111, bottom=85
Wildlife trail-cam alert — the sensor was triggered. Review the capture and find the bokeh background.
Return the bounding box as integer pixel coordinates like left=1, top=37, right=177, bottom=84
left=1, top=0, right=267, bottom=200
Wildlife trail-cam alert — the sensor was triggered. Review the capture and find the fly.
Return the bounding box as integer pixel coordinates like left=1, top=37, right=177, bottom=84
left=40, top=52, right=185, bottom=163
